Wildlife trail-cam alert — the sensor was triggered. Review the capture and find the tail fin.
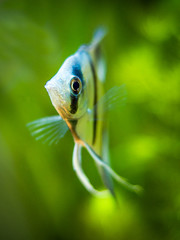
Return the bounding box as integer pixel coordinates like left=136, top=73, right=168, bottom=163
left=100, top=130, right=116, bottom=197
left=91, top=27, right=107, bottom=47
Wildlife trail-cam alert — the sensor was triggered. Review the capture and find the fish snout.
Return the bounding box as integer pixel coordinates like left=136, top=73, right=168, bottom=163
left=45, top=79, right=57, bottom=92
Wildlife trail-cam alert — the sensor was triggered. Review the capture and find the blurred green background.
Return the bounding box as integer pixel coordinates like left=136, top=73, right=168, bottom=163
left=0, top=0, right=180, bottom=239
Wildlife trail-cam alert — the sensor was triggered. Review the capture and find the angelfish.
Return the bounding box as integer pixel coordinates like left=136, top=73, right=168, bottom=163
left=27, top=28, right=141, bottom=197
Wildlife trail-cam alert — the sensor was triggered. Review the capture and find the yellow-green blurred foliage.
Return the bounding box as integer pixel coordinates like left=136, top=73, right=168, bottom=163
left=0, top=0, right=180, bottom=239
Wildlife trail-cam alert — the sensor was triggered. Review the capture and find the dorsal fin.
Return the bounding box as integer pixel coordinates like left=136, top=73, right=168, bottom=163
left=91, top=27, right=107, bottom=47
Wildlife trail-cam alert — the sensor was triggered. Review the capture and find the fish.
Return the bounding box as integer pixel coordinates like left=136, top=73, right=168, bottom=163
left=27, top=28, right=142, bottom=197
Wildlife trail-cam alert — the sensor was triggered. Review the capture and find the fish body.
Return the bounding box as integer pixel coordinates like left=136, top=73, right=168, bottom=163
left=27, top=29, right=142, bottom=197
left=45, top=29, right=114, bottom=195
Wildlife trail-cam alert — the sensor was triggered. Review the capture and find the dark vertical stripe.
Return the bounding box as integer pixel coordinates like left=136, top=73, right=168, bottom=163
left=70, top=62, right=84, bottom=114
left=85, top=53, right=97, bottom=145
left=70, top=94, right=78, bottom=114
left=72, top=64, right=84, bottom=84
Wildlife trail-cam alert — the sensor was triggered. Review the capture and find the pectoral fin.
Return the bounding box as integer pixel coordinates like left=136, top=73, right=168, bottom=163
left=27, top=115, right=69, bottom=145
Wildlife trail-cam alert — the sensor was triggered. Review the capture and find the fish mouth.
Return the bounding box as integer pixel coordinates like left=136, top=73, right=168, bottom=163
left=45, top=80, right=58, bottom=91
left=44, top=77, right=62, bottom=99
left=45, top=80, right=72, bottom=120
left=45, top=79, right=62, bottom=106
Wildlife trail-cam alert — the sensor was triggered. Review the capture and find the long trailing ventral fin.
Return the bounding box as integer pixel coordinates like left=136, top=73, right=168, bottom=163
left=73, top=143, right=109, bottom=197
left=83, top=142, right=143, bottom=194
left=27, top=115, right=69, bottom=145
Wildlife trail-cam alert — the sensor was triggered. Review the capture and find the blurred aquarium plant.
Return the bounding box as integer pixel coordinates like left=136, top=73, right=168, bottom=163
left=0, top=0, right=180, bottom=240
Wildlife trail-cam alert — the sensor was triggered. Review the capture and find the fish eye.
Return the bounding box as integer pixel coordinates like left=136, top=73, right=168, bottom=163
left=70, top=77, right=82, bottom=94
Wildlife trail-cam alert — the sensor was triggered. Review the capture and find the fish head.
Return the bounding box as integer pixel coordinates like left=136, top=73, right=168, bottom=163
left=45, top=55, right=88, bottom=120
